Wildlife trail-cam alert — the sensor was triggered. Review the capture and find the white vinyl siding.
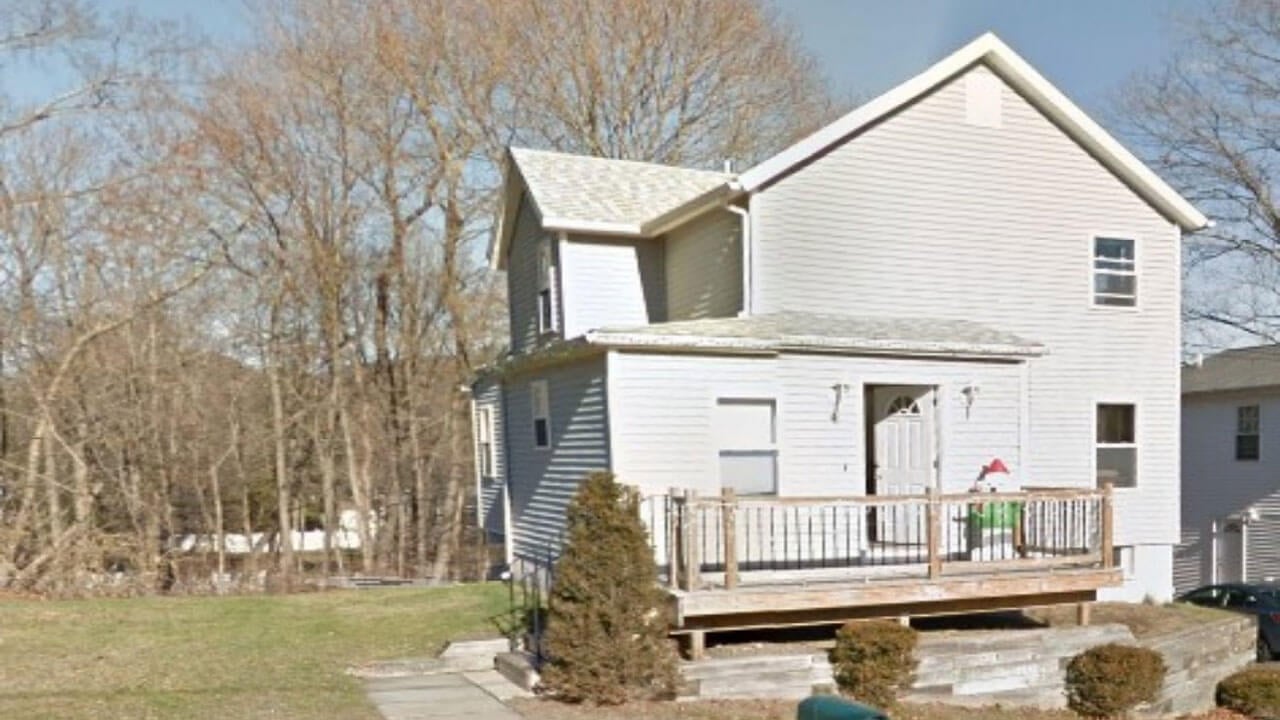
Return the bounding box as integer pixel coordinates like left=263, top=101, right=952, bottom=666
left=715, top=399, right=777, bottom=495
left=749, top=63, right=1180, bottom=546
left=559, top=234, right=664, bottom=336
left=665, top=209, right=742, bottom=320
left=505, top=357, right=610, bottom=561
left=1093, top=236, right=1137, bottom=307
left=1180, top=391, right=1280, bottom=590
left=471, top=378, right=506, bottom=538
left=506, top=195, right=556, bottom=354
left=608, top=351, right=1022, bottom=498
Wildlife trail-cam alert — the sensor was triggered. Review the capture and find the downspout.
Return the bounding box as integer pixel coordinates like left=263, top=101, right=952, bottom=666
left=726, top=197, right=752, bottom=317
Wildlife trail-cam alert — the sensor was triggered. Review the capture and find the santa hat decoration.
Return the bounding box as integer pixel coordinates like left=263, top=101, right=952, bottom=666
left=984, top=458, right=1010, bottom=475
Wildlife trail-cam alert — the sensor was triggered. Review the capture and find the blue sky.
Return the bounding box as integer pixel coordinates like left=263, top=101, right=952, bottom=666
left=82, top=0, right=1202, bottom=120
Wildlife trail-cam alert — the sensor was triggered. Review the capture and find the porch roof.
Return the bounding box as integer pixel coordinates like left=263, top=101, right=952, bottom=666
left=589, top=311, right=1045, bottom=359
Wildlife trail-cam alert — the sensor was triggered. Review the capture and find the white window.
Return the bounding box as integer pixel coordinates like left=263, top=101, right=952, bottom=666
left=1237, top=405, right=1260, bottom=461
left=530, top=381, right=551, bottom=449
left=1096, top=403, right=1136, bottom=488
left=475, top=406, right=496, bottom=478
left=536, top=240, right=555, bottom=334
left=714, top=399, right=777, bottom=495
left=1093, top=237, right=1137, bottom=307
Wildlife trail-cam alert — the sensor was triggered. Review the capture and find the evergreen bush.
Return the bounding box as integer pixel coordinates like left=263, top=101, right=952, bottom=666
left=1217, top=666, right=1280, bottom=718
left=537, top=472, right=676, bottom=704
left=830, top=620, right=918, bottom=710
left=1065, top=643, right=1165, bottom=718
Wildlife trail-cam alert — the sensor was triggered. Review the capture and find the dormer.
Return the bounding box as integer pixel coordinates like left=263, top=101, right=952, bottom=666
left=491, top=148, right=743, bottom=355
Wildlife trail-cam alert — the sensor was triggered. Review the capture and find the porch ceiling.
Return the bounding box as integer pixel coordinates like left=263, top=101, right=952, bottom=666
left=590, top=311, right=1045, bottom=360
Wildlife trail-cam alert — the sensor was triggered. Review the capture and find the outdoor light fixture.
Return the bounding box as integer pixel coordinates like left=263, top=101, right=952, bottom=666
left=831, top=382, right=852, bottom=421
left=961, top=382, right=980, bottom=417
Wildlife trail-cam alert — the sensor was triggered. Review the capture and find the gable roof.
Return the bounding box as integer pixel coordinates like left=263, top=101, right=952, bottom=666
left=1184, top=345, right=1280, bottom=395
left=737, top=32, right=1207, bottom=232
left=490, top=32, right=1208, bottom=270
left=589, top=311, right=1045, bottom=359
left=490, top=148, right=733, bottom=269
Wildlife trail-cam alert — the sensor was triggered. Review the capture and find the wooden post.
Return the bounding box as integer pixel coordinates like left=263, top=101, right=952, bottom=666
left=722, top=488, right=738, bottom=590
left=1077, top=601, right=1092, bottom=627
left=685, top=490, right=702, bottom=591
left=927, top=487, right=942, bottom=579
left=1101, top=481, right=1115, bottom=568
left=667, top=488, right=681, bottom=589
left=686, top=630, right=706, bottom=660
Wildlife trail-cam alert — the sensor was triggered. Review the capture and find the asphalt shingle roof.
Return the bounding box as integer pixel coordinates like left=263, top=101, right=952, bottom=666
left=590, top=311, right=1045, bottom=358
left=1183, top=345, right=1280, bottom=395
left=509, top=147, right=731, bottom=231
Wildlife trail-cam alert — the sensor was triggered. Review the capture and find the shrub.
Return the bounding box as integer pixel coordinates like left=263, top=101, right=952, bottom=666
left=1065, top=643, right=1166, bottom=718
left=1217, top=666, right=1280, bottom=718
left=830, top=620, right=918, bottom=709
left=538, top=472, right=676, bottom=705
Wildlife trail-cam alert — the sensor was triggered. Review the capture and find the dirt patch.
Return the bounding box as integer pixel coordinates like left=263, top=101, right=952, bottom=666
left=512, top=697, right=1241, bottom=720
left=1027, top=601, right=1226, bottom=639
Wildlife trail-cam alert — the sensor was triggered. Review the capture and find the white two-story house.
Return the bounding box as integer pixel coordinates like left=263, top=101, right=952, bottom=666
left=473, top=33, right=1206, bottom=634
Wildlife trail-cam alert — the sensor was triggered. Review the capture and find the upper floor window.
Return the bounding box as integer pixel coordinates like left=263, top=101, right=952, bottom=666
left=530, top=380, right=551, bottom=449
left=536, top=240, right=556, bottom=334
left=1237, top=405, right=1260, bottom=461
left=1096, top=403, right=1136, bottom=488
left=475, top=405, right=496, bottom=477
left=1093, top=237, right=1137, bottom=307
left=714, top=398, right=777, bottom=495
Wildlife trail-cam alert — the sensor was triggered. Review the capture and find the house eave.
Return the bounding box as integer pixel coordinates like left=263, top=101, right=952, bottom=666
left=584, top=330, right=1045, bottom=361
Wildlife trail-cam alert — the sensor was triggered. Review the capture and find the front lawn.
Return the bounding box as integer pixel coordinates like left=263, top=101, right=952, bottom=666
left=0, top=584, right=508, bottom=720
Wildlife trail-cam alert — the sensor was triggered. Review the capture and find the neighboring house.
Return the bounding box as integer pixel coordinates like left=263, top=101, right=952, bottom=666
left=1178, top=346, right=1280, bottom=591
left=472, top=31, right=1206, bottom=635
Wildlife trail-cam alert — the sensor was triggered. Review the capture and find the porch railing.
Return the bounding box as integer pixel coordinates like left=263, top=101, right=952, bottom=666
left=638, top=484, right=1114, bottom=591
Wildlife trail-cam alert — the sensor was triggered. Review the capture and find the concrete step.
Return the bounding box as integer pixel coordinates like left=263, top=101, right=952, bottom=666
left=915, top=657, right=1062, bottom=693
left=495, top=651, right=540, bottom=693
left=439, top=638, right=511, bottom=672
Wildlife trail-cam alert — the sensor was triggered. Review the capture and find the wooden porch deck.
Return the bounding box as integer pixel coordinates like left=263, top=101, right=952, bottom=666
left=639, top=485, right=1121, bottom=651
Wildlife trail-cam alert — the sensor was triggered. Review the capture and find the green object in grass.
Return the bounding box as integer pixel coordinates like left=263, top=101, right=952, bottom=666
left=967, top=501, right=1023, bottom=530
left=797, top=694, right=890, bottom=720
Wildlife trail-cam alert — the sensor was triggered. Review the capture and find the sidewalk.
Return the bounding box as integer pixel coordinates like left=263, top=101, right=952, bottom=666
left=365, top=669, right=527, bottom=720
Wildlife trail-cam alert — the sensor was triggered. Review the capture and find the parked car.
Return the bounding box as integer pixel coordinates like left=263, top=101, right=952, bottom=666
left=1176, top=583, right=1280, bottom=661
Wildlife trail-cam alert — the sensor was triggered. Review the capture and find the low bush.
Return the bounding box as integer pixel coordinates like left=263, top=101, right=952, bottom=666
left=1065, top=643, right=1165, bottom=718
left=830, top=620, right=918, bottom=709
left=1217, top=666, right=1280, bottom=718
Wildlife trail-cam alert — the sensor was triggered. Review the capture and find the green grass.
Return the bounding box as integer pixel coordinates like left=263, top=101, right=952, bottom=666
left=0, top=583, right=509, bottom=720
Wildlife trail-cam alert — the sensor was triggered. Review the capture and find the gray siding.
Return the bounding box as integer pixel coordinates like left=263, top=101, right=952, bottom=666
left=473, top=377, right=506, bottom=538
left=1179, top=390, right=1280, bottom=589
left=505, top=356, right=611, bottom=560
left=750, top=64, right=1181, bottom=547
left=506, top=193, right=556, bottom=354
left=665, top=209, right=742, bottom=320
left=608, top=350, right=1023, bottom=497
left=560, top=234, right=665, bottom=336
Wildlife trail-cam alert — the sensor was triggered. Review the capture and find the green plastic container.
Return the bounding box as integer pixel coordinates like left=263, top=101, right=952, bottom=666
left=967, top=500, right=1023, bottom=530
left=796, top=695, right=890, bottom=720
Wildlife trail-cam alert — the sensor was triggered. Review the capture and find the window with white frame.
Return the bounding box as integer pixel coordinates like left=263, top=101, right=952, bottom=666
left=714, top=399, right=777, bottom=495
left=1096, top=403, right=1136, bottom=488
left=530, top=381, right=551, bottom=449
left=536, top=240, right=555, bottom=334
left=1093, top=237, right=1137, bottom=307
left=475, top=405, right=496, bottom=478
left=1237, top=405, right=1260, bottom=461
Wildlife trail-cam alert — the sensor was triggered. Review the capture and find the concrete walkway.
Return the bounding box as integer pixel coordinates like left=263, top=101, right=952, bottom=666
left=365, top=669, right=527, bottom=720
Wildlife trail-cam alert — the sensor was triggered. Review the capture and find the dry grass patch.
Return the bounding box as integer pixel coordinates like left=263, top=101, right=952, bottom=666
left=1027, top=601, right=1225, bottom=638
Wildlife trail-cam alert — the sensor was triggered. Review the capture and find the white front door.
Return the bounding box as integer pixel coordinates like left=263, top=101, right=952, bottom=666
left=871, top=385, right=936, bottom=543
left=1215, top=520, right=1244, bottom=584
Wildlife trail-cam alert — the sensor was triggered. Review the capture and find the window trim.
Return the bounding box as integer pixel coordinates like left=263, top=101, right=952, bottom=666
left=476, top=405, right=496, bottom=478
left=1237, top=404, right=1261, bottom=462
left=535, top=238, right=557, bottom=335
left=530, top=380, right=552, bottom=450
left=1094, top=400, right=1138, bottom=489
left=1089, top=234, right=1139, bottom=310
left=714, top=397, right=779, bottom=496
